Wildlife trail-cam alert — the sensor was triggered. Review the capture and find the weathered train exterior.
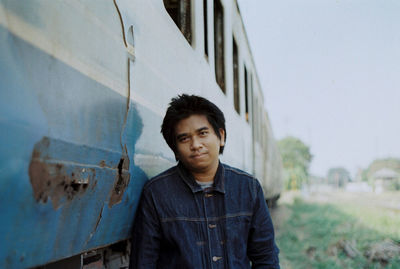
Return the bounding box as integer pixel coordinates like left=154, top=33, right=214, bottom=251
left=0, top=0, right=282, bottom=268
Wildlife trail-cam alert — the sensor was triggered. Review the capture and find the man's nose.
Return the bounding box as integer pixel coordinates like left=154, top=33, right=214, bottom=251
left=190, top=137, right=202, bottom=150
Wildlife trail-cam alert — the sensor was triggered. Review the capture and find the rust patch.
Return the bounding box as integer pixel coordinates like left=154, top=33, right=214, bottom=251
left=108, top=155, right=130, bottom=208
left=99, top=160, right=106, bottom=168
left=29, top=139, right=93, bottom=209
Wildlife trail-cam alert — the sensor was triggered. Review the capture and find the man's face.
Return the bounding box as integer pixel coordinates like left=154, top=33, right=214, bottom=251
left=174, top=114, right=225, bottom=176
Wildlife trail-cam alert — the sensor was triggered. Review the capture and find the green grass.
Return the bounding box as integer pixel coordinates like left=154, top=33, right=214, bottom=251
left=276, top=198, right=400, bottom=269
left=337, top=204, right=400, bottom=241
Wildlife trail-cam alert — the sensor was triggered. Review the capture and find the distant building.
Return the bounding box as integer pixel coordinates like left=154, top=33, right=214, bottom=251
left=372, top=168, right=399, bottom=193
left=326, top=167, right=351, bottom=188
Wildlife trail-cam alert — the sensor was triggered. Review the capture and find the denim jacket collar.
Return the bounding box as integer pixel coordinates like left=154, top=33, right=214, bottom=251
left=177, top=161, right=225, bottom=194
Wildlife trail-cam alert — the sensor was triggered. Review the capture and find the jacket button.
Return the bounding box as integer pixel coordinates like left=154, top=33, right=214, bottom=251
left=212, top=256, right=222, bottom=262
left=208, top=224, right=217, bottom=228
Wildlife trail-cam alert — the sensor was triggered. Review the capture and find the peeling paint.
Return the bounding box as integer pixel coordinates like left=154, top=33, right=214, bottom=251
left=29, top=135, right=132, bottom=210
left=99, top=160, right=106, bottom=168
left=28, top=137, right=94, bottom=209
left=108, top=153, right=130, bottom=208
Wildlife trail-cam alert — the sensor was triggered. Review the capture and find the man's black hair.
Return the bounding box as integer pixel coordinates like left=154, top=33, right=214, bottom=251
left=161, top=94, right=226, bottom=157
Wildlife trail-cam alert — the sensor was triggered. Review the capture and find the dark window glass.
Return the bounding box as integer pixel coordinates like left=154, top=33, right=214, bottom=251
left=204, top=0, right=208, bottom=57
left=164, top=0, right=192, bottom=44
left=214, top=0, right=225, bottom=92
left=233, top=37, right=240, bottom=114
left=244, top=66, right=249, bottom=122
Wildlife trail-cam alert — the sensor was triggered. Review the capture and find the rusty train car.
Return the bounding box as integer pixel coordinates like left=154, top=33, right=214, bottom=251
left=0, top=0, right=282, bottom=268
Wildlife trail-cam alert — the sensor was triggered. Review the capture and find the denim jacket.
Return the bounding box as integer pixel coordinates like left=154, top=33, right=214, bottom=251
left=130, top=162, right=280, bottom=269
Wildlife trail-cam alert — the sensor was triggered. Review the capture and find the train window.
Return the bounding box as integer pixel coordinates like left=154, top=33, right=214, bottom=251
left=244, top=66, right=249, bottom=122
left=204, top=0, right=208, bottom=57
left=233, top=37, right=240, bottom=114
left=214, top=0, right=225, bottom=93
left=163, top=0, right=192, bottom=45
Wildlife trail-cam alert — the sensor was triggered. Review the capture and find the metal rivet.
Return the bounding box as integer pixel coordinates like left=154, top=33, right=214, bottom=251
left=209, top=224, right=217, bottom=228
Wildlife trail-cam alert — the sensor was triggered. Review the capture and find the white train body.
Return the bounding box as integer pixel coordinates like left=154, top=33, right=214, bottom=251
left=0, top=0, right=282, bottom=267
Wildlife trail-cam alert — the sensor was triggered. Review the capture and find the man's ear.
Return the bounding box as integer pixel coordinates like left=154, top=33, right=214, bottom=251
left=219, top=128, right=225, bottom=146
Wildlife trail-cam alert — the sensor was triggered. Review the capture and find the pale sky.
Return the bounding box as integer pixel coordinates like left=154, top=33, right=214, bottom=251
left=237, top=0, right=400, bottom=177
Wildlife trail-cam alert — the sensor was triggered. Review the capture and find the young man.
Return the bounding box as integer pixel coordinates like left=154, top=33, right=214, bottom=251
left=130, top=94, right=280, bottom=268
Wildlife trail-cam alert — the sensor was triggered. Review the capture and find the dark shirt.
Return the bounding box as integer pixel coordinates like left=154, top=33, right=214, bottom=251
left=130, top=162, right=280, bottom=268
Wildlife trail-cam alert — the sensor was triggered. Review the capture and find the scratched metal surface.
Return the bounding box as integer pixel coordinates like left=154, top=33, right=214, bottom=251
left=0, top=1, right=165, bottom=268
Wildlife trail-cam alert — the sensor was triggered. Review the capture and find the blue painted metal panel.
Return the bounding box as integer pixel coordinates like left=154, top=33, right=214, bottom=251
left=0, top=23, right=150, bottom=268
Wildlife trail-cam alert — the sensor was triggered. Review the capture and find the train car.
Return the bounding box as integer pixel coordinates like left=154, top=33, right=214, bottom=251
left=0, top=0, right=283, bottom=268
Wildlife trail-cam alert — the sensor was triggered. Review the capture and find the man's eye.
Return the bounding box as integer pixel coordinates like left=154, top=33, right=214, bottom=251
left=200, top=131, right=208, bottom=136
left=179, top=137, right=189, bottom=142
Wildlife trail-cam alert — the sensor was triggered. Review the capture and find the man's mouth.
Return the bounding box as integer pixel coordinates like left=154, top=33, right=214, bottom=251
left=191, top=153, right=206, bottom=158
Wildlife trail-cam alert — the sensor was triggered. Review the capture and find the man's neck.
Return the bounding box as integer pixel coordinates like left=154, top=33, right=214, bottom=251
left=192, top=173, right=215, bottom=182
left=191, top=162, right=219, bottom=182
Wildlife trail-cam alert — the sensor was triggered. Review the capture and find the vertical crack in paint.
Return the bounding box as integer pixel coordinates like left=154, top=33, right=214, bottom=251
left=113, top=0, right=130, bottom=152
left=109, top=0, right=132, bottom=207
left=114, top=0, right=132, bottom=146
left=84, top=205, right=104, bottom=247
left=113, top=0, right=128, bottom=48
left=121, top=59, right=131, bottom=146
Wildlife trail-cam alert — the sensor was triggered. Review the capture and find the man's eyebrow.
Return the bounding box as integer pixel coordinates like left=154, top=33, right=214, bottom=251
left=176, top=133, right=188, bottom=140
left=196, top=127, right=209, bottom=132
left=176, top=127, right=209, bottom=140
